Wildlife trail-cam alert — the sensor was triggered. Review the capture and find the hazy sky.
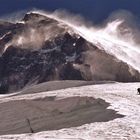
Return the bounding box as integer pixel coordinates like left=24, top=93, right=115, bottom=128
left=0, top=0, right=140, bottom=24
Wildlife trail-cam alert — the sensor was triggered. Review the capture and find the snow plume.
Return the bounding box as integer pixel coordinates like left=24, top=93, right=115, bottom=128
left=9, top=27, right=47, bottom=50
left=2, top=9, right=140, bottom=73
left=3, top=28, right=45, bottom=51
left=5, top=15, right=68, bottom=50
left=33, top=9, right=140, bottom=72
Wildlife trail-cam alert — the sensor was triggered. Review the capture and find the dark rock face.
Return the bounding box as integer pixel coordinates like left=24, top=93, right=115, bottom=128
left=0, top=31, right=91, bottom=93
left=0, top=12, right=140, bottom=94
left=0, top=21, right=16, bottom=37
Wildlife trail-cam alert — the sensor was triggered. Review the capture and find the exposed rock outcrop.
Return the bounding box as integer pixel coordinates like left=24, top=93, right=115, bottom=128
left=0, top=12, right=140, bottom=94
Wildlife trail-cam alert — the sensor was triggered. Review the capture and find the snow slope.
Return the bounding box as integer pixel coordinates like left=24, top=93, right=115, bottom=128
left=0, top=82, right=140, bottom=139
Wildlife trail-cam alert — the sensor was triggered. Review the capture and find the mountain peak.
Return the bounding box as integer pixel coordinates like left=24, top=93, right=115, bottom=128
left=0, top=11, right=140, bottom=94
left=21, top=12, right=67, bottom=30
left=22, top=12, right=51, bottom=23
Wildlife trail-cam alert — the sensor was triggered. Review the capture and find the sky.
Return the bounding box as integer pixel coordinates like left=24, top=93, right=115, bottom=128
left=0, top=0, right=140, bottom=24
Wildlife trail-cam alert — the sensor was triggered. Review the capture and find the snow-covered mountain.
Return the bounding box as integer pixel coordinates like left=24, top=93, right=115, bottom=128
left=1, top=11, right=140, bottom=140
left=0, top=11, right=140, bottom=94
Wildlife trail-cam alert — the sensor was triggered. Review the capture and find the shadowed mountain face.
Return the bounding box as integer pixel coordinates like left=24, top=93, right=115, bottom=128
left=0, top=96, right=124, bottom=135
left=0, top=12, right=140, bottom=94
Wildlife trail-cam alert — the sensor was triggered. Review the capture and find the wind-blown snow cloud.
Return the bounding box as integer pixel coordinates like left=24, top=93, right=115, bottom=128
left=39, top=9, right=140, bottom=72
left=2, top=9, right=140, bottom=74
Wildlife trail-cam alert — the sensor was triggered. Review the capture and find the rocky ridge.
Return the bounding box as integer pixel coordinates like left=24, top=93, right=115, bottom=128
left=0, top=12, right=140, bottom=94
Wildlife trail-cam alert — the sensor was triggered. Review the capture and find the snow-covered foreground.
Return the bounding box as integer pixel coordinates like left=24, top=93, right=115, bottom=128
left=0, top=82, right=140, bottom=140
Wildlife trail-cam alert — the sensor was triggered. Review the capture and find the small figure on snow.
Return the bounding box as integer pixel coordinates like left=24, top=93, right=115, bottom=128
left=137, top=88, right=140, bottom=95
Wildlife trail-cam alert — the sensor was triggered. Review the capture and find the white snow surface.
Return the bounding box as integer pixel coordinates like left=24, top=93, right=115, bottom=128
left=0, top=82, right=140, bottom=140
